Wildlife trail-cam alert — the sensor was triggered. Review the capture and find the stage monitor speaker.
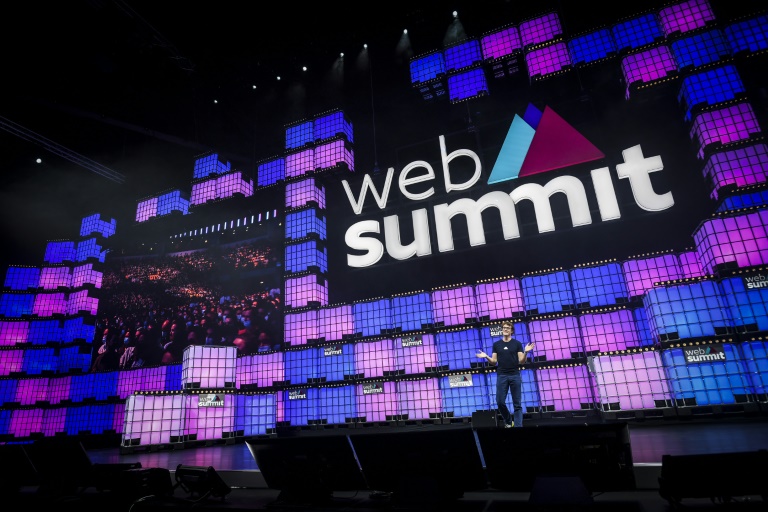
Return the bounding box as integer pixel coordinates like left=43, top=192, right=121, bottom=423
left=658, top=449, right=768, bottom=506
left=245, top=433, right=367, bottom=505
left=175, top=465, right=231, bottom=499
left=349, top=427, right=488, bottom=505
left=476, top=422, right=636, bottom=494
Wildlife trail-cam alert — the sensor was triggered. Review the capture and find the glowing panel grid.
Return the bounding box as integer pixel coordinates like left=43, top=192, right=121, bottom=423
left=525, top=42, right=571, bottom=78
left=79, top=213, right=116, bottom=238
left=475, top=278, right=525, bottom=321
left=283, top=308, right=318, bottom=347
left=314, top=139, right=354, bottom=171
left=739, top=340, right=768, bottom=396
left=522, top=270, right=574, bottom=314
left=634, top=307, right=657, bottom=347
left=693, top=210, right=768, bottom=274
left=444, top=39, right=483, bottom=72
left=235, top=393, right=277, bottom=436
left=64, top=403, right=117, bottom=435
left=257, top=157, right=286, bottom=187
left=47, top=375, right=71, bottom=404
left=611, top=13, right=664, bottom=52
left=724, top=14, right=768, bottom=54
left=621, top=254, right=683, bottom=298
left=678, top=65, right=745, bottom=123
left=528, top=316, right=584, bottom=362
left=436, top=328, right=480, bottom=372
left=38, top=266, right=70, bottom=290
left=72, top=263, right=102, bottom=288
left=181, top=345, right=237, bottom=389
left=570, top=262, right=629, bottom=308
left=670, top=29, right=732, bottom=70
left=658, top=0, right=716, bottom=37
left=567, top=28, right=617, bottom=65
left=284, top=208, right=326, bottom=240
left=285, top=240, right=328, bottom=274
left=285, top=120, right=313, bottom=150
left=316, top=343, right=355, bottom=382
left=480, top=25, right=522, bottom=61
left=192, top=153, right=231, bottom=180
left=579, top=309, right=643, bottom=353
left=536, top=364, right=595, bottom=412
left=719, top=276, right=768, bottom=332
left=440, top=372, right=488, bottom=417
left=3, top=266, right=40, bottom=290
left=28, top=319, right=62, bottom=345
left=394, top=333, right=439, bottom=375
left=318, top=304, right=354, bottom=342
left=182, top=393, right=236, bottom=442
left=689, top=103, right=762, bottom=160
left=136, top=197, right=159, bottom=222
left=0, top=320, right=29, bottom=346
left=284, top=274, right=328, bottom=309
left=519, top=12, right=562, bottom=47
left=285, top=148, right=315, bottom=178
left=354, top=338, right=395, bottom=378
left=679, top=250, right=706, bottom=278
left=356, top=380, right=397, bottom=422
left=717, top=190, right=768, bottom=212
left=63, top=317, right=95, bottom=343
left=278, top=388, right=318, bottom=426
left=157, top=190, right=189, bottom=216
left=397, top=377, right=441, bottom=420
left=353, top=298, right=392, bottom=337
left=644, top=280, right=734, bottom=341
left=44, top=241, right=76, bottom=264
left=621, top=45, right=677, bottom=98
left=67, top=289, right=99, bottom=316
left=592, top=350, right=672, bottom=411
left=32, top=292, right=66, bottom=317
left=76, top=238, right=107, bottom=263
left=285, top=178, right=326, bottom=209
left=314, top=110, right=354, bottom=143
left=22, top=347, right=58, bottom=375
left=409, top=51, right=446, bottom=85
left=9, top=408, right=44, bottom=437
left=15, top=376, right=48, bottom=405
left=447, top=68, right=489, bottom=103
left=55, top=345, right=91, bottom=374
left=284, top=347, right=318, bottom=385
left=236, top=351, right=285, bottom=388
left=661, top=343, right=752, bottom=406
left=317, top=385, right=356, bottom=424
left=431, top=285, right=478, bottom=326
left=391, top=292, right=434, bottom=332
left=0, top=293, right=34, bottom=317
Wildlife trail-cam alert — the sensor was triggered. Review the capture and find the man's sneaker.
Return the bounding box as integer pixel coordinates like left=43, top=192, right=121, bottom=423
left=504, top=422, right=514, bottom=428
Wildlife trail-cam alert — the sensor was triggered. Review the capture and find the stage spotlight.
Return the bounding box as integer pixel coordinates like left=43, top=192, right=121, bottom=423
left=174, top=464, right=231, bottom=499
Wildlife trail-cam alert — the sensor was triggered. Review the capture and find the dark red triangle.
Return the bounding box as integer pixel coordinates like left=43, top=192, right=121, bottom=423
left=518, top=106, right=605, bottom=177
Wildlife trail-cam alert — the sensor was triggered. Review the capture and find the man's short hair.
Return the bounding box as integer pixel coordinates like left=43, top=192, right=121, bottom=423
left=502, top=321, right=514, bottom=329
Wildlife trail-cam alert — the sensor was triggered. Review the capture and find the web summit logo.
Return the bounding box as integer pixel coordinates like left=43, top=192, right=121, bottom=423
left=683, top=344, right=727, bottom=363
left=487, top=104, right=605, bottom=184
left=341, top=104, right=675, bottom=268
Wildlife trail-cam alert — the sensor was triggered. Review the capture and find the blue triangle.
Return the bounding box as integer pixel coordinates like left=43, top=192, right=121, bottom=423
left=487, top=114, right=535, bottom=185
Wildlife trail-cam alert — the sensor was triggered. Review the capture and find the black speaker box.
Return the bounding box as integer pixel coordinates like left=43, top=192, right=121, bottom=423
left=471, top=409, right=499, bottom=428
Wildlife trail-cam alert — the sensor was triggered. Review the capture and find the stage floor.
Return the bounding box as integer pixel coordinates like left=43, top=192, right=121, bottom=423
left=14, top=415, right=768, bottom=511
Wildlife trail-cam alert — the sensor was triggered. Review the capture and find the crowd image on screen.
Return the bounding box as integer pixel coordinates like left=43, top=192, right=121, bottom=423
left=91, top=239, right=282, bottom=370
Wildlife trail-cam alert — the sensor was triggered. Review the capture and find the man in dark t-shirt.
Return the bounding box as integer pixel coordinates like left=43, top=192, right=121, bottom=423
left=477, top=321, right=534, bottom=428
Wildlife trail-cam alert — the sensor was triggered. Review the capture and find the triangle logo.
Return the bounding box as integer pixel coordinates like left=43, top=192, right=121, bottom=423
left=487, top=104, right=605, bottom=184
